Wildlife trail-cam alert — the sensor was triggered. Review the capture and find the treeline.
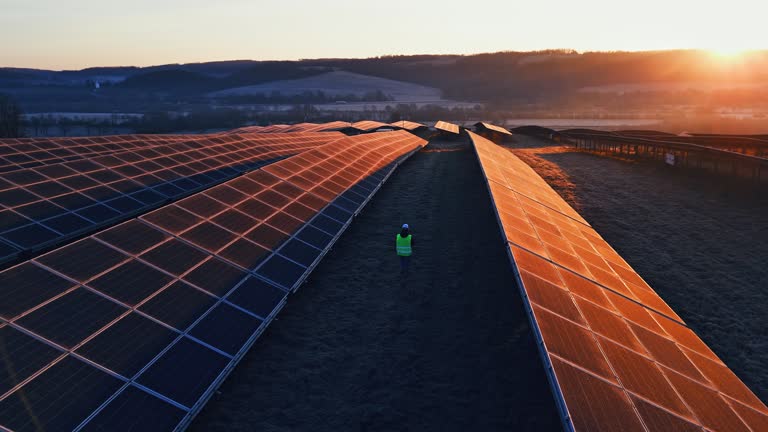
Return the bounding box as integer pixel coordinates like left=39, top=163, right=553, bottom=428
left=115, top=62, right=331, bottom=94
left=216, top=90, right=392, bottom=105
left=0, top=94, right=23, bottom=138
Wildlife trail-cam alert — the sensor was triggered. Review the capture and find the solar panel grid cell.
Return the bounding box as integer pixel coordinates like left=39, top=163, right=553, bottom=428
left=469, top=131, right=768, bottom=432
left=0, top=355, right=124, bottom=432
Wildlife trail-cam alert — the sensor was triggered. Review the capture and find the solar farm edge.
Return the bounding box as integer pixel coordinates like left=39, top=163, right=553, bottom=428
left=468, top=134, right=575, bottom=431
left=173, top=145, right=423, bottom=432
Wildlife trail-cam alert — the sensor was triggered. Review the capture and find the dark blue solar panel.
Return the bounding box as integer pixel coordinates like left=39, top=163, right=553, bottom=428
left=340, top=188, right=366, bottom=205
left=0, top=356, right=123, bottom=432
left=138, top=282, right=217, bottom=331
left=14, top=199, right=67, bottom=220
left=95, top=220, right=169, bottom=255
left=189, top=303, right=263, bottom=355
left=226, top=277, right=286, bottom=318
left=76, top=312, right=178, bottom=378
left=0, top=209, right=32, bottom=232
left=153, top=182, right=186, bottom=198
left=278, top=238, right=322, bottom=267
left=87, top=259, right=174, bottom=306
left=26, top=180, right=71, bottom=197
left=82, top=185, right=120, bottom=202
left=0, top=262, right=76, bottom=319
left=182, top=257, right=248, bottom=297
left=256, top=254, right=306, bottom=290
left=296, top=224, right=333, bottom=250
left=76, top=204, right=121, bottom=223
left=50, top=192, right=97, bottom=210
left=172, top=177, right=200, bottom=192
left=139, top=239, right=208, bottom=277
left=129, top=189, right=166, bottom=206
left=0, top=239, right=18, bottom=262
left=354, top=179, right=377, bottom=193
left=80, top=385, right=186, bottom=432
left=323, top=202, right=353, bottom=222
left=332, top=196, right=360, bottom=213
left=0, top=187, right=38, bottom=206
left=37, top=238, right=128, bottom=282
left=0, top=326, right=61, bottom=395
left=104, top=195, right=146, bottom=213
left=2, top=223, right=60, bottom=249
left=189, top=172, right=216, bottom=185
left=310, top=213, right=345, bottom=237
left=40, top=212, right=92, bottom=235
left=16, top=288, right=127, bottom=348
left=2, top=169, right=46, bottom=186
left=137, top=337, right=229, bottom=408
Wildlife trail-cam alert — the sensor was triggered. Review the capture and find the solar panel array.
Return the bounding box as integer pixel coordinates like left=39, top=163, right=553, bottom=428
left=469, top=131, right=768, bottom=432
left=224, top=122, right=353, bottom=135
left=0, top=135, right=198, bottom=173
left=0, top=132, right=344, bottom=267
left=434, top=120, right=461, bottom=135
left=0, top=130, right=426, bottom=432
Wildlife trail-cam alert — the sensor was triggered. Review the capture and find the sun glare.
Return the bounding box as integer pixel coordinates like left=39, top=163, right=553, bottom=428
left=706, top=46, right=751, bottom=60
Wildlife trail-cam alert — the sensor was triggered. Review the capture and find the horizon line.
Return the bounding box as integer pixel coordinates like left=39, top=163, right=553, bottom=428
left=3, top=48, right=767, bottom=72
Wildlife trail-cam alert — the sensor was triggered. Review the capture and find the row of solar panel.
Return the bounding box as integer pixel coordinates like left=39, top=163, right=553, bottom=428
left=0, top=133, right=337, bottom=175
left=0, top=133, right=344, bottom=267
left=473, top=136, right=677, bottom=321
left=469, top=131, right=768, bottom=432
left=224, top=121, right=352, bottom=135
left=226, top=120, right=426, bottom=135
left=0, top=130, right=426, bottom=432
left=0, top=133, right=336, bottom=177
left=0, top=134, right=204, bottom=173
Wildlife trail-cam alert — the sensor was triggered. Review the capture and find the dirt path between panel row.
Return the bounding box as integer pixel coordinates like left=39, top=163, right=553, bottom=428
left=192, top=145, right=561, bottom=431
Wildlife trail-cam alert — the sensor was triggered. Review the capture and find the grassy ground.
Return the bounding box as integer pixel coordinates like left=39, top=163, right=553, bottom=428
left=191, top=143, right=561, bottom=431
left=511, top=136, right=768, bottom=403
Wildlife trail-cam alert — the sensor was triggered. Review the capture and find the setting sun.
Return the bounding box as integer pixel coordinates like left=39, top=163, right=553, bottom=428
left=708, top=46, right=751, bottom=60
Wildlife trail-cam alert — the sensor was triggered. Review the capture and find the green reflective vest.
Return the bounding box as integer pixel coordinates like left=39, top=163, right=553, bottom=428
left=396, top=234, right=412, bottom=256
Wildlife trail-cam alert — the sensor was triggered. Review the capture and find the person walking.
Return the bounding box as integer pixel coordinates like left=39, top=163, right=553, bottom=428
left=396, top=223, right=413, bottom=275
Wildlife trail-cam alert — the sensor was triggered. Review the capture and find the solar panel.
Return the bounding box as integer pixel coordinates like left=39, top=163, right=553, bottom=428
left=390, top=120, right=426, bottom=131
left=475, top=122, right=512, bottom=136
left=350, top=120, right=390, bottom=132
left=0, top=132, right=344, bottom=267
left=434, top=120, right=461, bottom=135
left=0, top=130, right=426, bottom=432
left=468, top=131, right=768, bottom=432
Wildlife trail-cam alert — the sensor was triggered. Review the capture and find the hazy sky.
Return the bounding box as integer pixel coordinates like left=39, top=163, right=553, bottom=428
left=1, top=0, right=766, bottom=70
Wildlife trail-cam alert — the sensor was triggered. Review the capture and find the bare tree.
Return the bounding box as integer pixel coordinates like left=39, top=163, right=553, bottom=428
left=0, top=94, right=23, bottom=138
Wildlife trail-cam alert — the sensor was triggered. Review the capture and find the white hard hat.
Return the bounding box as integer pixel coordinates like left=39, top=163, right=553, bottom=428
left=402, top=223, right=409, bottom=229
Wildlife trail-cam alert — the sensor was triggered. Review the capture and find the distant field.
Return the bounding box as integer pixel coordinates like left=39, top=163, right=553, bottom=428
left=503, top=118, right=662, bottom=128
left=579, top=81, right=768, bottom=93
left=209, top=70, right=445, bottom=102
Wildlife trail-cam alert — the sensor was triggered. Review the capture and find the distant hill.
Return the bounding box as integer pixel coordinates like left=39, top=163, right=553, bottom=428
left=2, top=49, right=768, bottom=112
left=118, top=69, right=217, bottom=92
left=209, top=71, right=442, bottom=102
